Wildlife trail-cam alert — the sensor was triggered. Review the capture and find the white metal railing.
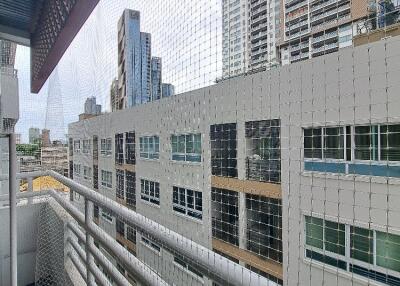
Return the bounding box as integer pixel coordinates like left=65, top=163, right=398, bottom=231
left=1, top=170, right=277, bottom=286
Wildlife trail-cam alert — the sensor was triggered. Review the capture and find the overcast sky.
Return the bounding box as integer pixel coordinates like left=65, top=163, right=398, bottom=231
left=15, top=0, right=222, bottom=143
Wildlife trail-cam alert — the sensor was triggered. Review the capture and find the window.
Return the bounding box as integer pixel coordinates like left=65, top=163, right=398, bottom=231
left=246, top=194, right=282, bottom=263
left=323, top=127, right=344, bottom=159
left=115, top=133, right=124, bottom=164
left=172, top=187, right=202, bottom=220
left=116, top=218, right=125, bottom=236
left=211, top=188, right=239, bottom=246
left=125, top=132, right=135, bottom=164
left=354, top=125, right=378, bottom=161
left=305, top=216, right=400, bottom=284
left=380, top=124, right=400, bottom=162
left=101, top=208, right=113, bottom=222
left=73, top=164, right=81, bottom=177
left=304, top=124, right=400, bottom=177
left=83, top=166, right=92, bottom=181
left=74, top=140, right=81, bottom=153
left=140, top=179, right=160, bottom=205
left=245, top=120, right=280, bottom=183
left=127, top=225, right=136, bottom=243
left=100, top=138, right=112, bottom=156
left=101, top=170, right=112, bottom=188
left=139, top=135, right=159, bottom=159
left=116, top=170, right=124, bottom=200
left=210, top=123, right=237, bottom=178
left=93, top=165, right=98, bottom=190
left=126, top=171, right=136, bottom=208
left=82, top=139, right=91, bottom=154
left=171, top=133, right=201, bottom=162
left=304, top=128, right=322, bottom=159
left=141, top=237, right=161, bottom=252
left=173, top=256, right=204, bottom=279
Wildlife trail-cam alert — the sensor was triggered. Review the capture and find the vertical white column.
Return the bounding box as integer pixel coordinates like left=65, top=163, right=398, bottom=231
left=27, top=177, right=33, bottom=204
left=9, top=133, right=17, bottom=286
left=85, top=199, right=95, bottom=285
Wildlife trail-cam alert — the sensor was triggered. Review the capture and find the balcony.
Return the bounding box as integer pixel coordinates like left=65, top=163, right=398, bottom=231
left=0, top=170, right=277, bottom=286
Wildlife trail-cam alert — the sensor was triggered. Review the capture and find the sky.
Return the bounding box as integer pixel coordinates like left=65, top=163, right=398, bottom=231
left=15, top=0, right=222, bottom=143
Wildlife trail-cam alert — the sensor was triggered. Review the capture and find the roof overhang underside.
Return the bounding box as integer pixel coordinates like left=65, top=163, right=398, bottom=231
left=0, top=0, right=99, bottom=93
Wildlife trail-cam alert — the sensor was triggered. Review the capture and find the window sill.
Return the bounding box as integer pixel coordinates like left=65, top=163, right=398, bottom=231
left=138, top=157, right=160, bottom=163
left=140, top=199, right=161, bottom=209
left=302, top=170, right=400, bottom=185
left=170, top=160, right=202, bottom=166
left=303, top=258, right=389, bottom=286
left=173, top=211, right=203, bottom=225
left=302, top=161, right=400, bottom=184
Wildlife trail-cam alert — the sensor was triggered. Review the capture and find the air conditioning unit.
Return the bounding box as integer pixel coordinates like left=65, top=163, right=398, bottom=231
left=0, top=67, right=19, bottom=134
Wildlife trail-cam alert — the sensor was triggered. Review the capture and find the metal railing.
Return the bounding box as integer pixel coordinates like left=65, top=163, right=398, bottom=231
left=0, top=170, right=277, bottom=286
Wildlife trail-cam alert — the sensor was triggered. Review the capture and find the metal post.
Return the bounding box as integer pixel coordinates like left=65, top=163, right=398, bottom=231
left=85, top=199, right=95, bottom=286
left=27, top=177, right=33, bottom=204
left=9, top=133, right=17, bottom=286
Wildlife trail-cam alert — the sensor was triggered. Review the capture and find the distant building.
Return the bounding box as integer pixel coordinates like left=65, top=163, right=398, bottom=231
left=151, top=57, right=162, bottom=100
left=84, top=96, right=101, bottom=115
left=15, top=133, right=21, bottom=144
left=110, top=78, right=119, bottom=111
left=41, top=144, right=68, bottom=176
left=116, top=9, right=169, bottom=110
left=29, top=127, right=41, bottom=144
left=162, top=83, right=175, bottom=98
left=41, top=129, right=50, bottom=147
left=117, top=9, right=149, bottom=108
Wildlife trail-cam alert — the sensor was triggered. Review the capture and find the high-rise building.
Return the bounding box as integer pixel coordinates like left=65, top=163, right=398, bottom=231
left=248, top=0, right=281, bottom=71
left=110, top=78, right=119, bottom=111
left=140, top=32, right=152, bottom=105
left=222, top=0, right=281, bottom=77
left=222, top=0, right=249, bottom=78
left=151, top=57, right=162, bottom=101
left=279, top=0, right=369, bottom=65
left=161, top=83, right=175, bottom=98
left=84, top=97, right=101, bottom=115
left=29, top=128, right=41, bottom=144
left=117, top=9, right=154, bottom=109
left=41, top=129, right=50, bottom=147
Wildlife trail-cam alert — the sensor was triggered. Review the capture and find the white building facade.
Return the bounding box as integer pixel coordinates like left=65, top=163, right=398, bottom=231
left=69, top=36, right=400, bottom=286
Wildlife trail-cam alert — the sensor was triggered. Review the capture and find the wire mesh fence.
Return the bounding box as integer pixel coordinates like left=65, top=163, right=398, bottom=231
left=0, top=0, right=400, bottom=285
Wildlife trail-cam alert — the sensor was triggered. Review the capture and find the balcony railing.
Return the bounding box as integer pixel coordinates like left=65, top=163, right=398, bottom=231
left=0, top=170, right=277, bottom=286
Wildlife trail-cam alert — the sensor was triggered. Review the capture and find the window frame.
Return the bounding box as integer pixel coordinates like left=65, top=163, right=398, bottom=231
left=172, top=186, right=203, bottom=220
left=101, top=170, right=113, bottom=189
left=303, top=124, right=400, bottom=166
left=73, top=163, right=81, bottom=177
left=82, top=139, right=91, bottom=154
left=100, top=138, right=112, bottom=157
left=101, top=208, right=113, bottom=223
left=139, top=135, right=160, bottom=160
left=304, top=215, right=400, bottom=279
left=83, top=166, right=92, bottom=181
left=140, top=178, right=160, bottom=205
left=73, top=140, right=81, bottom=153
left=171, top=133, right=202, bottom=163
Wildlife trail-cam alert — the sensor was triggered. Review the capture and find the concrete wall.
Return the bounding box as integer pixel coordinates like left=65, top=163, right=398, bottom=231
left=69, top=34, right=400, bottom=286
left=0, top=203, right=43, bottom=286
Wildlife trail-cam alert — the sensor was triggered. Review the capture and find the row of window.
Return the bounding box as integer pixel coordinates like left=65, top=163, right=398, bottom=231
left=305, top=215, right=400, bottom=284
left=304, top=124, right=400, bottom=162
left=140, top=179, right=203, bottom=220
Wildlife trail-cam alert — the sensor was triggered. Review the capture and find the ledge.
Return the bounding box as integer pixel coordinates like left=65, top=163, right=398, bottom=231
left=212, top=239, right=283, bottom=280
left=115, top=164, right=135, bottom=172
left=211, top=176, right=281, bottom=199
